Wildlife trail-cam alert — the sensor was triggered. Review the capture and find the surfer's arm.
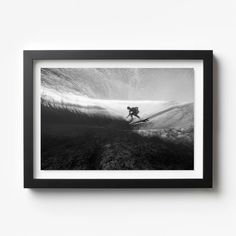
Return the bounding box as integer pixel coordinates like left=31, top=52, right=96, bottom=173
left=127, top=111, right=132, bottom=118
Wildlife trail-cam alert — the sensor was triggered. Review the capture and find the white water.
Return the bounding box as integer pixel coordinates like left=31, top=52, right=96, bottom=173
left=42, top=87, right=180, bottom=120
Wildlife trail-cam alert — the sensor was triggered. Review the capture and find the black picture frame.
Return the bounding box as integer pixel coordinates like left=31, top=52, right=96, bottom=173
left=24, top=50, right=213, bottom=188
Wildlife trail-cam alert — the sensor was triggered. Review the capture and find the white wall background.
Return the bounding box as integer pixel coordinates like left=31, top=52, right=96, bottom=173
left=0, top=0, right=235, bottom=235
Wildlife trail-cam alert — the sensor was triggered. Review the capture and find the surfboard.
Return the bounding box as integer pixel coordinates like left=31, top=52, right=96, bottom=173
left=129, top=118, right=149, bottom=125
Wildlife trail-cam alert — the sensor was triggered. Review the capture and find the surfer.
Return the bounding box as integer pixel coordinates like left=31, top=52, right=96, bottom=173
left=127, top=106, right=140, bottom=120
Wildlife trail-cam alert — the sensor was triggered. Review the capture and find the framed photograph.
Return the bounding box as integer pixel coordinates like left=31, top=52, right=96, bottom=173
left=24, top=50, right=213, bottom=188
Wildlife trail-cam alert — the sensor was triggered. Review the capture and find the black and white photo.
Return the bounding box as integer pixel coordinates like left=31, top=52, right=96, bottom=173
left=41, top=68, right=194, bottom=171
